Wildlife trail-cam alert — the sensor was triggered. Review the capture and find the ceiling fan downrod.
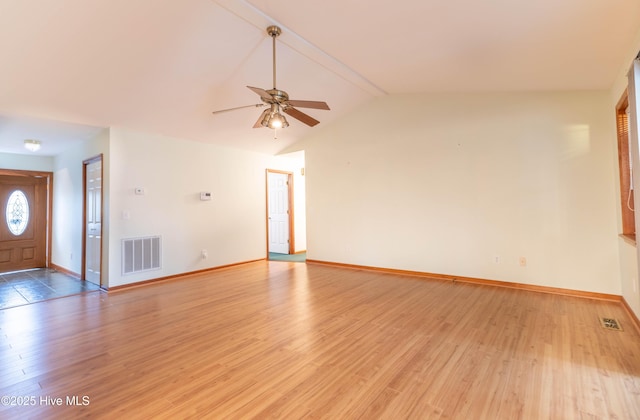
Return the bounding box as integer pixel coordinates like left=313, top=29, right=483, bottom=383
left=211, top=24, right=329, bottom=129
left=267, top=25, right=281, bottom=90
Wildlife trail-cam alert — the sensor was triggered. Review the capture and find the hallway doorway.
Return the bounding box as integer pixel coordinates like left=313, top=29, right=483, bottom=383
left=266, top=170, right=293, bottom=255
left=266, top=151, right=307, bottom=262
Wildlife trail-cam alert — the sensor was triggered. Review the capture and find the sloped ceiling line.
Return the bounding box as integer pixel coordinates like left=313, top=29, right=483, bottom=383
left=213, top=0, right=387, bottom=97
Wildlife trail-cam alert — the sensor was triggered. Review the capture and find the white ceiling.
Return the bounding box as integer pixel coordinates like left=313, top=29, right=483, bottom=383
left=0, top=0, right=638, bottom=156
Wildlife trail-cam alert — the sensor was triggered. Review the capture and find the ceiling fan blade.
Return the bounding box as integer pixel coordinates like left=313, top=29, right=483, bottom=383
left=287, top=100, right=330, bottom=110
left=253, top=109, right=269, bottom=128
left=284, top=107, right=320, bottom=127
left=212, top=103, right=263, bottom=115
left=247, top=86, right=272, bottom=102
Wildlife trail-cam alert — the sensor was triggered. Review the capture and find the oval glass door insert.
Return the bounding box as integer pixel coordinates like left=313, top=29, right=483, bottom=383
left=6, top=190, right=29, bottom=235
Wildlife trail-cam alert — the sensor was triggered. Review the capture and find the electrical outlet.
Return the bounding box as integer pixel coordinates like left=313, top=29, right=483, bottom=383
left=201, top=249, right=208, bottom=260
left=519, top=257, right=527, bottom=267
left=494, top=256, right=500, bottom=264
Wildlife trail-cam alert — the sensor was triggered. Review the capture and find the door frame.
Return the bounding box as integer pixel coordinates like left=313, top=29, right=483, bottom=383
left=0, top=168, right=53, bottom=269
left=266, top=169, right=294, bottom=256
left=82, top=154, right=104, bottom=287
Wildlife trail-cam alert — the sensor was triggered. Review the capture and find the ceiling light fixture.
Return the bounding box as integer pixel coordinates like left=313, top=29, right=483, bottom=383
left=24, top=139, right=41, bottom=152
left=261, top=103, right=289, bottom=130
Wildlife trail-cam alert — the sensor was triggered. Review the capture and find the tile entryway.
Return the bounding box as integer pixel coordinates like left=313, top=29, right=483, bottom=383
left=0, top=268, right=101, bottom=310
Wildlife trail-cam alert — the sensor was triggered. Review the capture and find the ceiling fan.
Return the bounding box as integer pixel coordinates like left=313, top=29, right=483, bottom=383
left=212, top=25, right=330, bottom=130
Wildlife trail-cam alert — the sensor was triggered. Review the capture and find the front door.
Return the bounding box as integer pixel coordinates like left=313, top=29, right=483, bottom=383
left=0, top=175, right=47, bottom=272
left=267, top=171, right=291, bottom=254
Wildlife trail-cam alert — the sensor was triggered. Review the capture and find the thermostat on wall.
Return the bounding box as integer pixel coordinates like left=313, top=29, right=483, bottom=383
left=200, top=192, right=212, bottom=201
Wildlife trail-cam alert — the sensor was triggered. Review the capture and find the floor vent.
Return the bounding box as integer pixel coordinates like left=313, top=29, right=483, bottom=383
left=599, top=317, right=623, bottom=331
left=122, top=236, right=161, bottom=275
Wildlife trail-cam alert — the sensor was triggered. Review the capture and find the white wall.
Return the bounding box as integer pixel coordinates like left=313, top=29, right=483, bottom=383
left=107, top=127, right=272, bottom=287
left=0, top=152, right=54, bottom=172
left=271, top=151, right=307, bottom=252
left=51, top=128, right=110, bottom=276
left=303, top=92, right=620, bottom=294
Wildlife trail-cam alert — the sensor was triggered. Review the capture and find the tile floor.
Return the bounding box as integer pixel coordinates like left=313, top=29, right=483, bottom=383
left=268, top=252, right=307, bottom=263
left=0, top=268, right=101, bottom=310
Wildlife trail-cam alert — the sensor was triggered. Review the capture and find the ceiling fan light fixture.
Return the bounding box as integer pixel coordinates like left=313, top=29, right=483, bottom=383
left=269, top=112, right=289, bottom=129
left=260, top=111, right=271, bottom=127
left=262, top=104, right=289, bottom=129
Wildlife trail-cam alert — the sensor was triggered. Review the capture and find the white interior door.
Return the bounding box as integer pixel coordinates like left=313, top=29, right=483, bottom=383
left=268, top=172, right=290, bottom=254
left=85, top=159, right=102, bottom=285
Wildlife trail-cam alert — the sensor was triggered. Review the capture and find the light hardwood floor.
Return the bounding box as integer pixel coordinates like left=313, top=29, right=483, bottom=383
left=1, top=261, right=639, bottom=419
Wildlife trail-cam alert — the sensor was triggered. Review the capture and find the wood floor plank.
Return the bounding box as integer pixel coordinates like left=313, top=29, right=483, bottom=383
left=0, top=261, right=639, bottom=418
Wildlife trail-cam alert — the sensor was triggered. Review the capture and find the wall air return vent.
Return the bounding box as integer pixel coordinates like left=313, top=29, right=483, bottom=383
left=122, top=236, right=161, bottom=275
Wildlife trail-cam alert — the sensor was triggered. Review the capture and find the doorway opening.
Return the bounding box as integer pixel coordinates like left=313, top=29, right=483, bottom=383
left=266, top=169, right=294, bottom=257
left=0, top=169, right=52, bottom=272
left=82, top=155, right=104, bottom=288
left=266, top=168, right=306, bottom=263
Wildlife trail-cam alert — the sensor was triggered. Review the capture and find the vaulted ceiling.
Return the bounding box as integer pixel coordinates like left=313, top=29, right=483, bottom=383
left=0, top=0, right=639, bottom=155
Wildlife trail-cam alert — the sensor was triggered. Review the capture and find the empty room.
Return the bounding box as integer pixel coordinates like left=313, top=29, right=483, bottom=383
left=1, top=0, right=640, bottom=418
